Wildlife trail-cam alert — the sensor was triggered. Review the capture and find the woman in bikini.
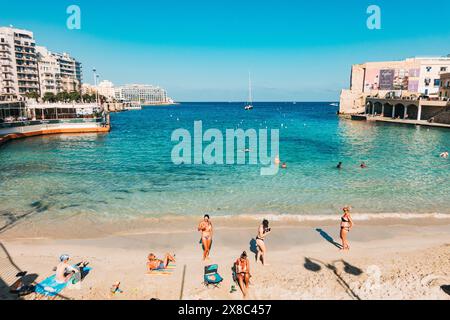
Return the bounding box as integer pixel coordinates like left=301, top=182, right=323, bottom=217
left=340, top=206, right=354, bottom=250
left=147, top=253, right=176, bottom=271
left=235, top=251, right=251, bottom=299
left=198, top=214, right=213, bottom=261
left=256, top=219, right=271, bottom=265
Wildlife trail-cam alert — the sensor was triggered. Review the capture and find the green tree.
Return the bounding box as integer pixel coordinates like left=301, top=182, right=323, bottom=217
left=25, top=91, right=39, bottom=101
left=56, top=91, right=70, bottom=102
left=43, top=92, right=57, bottom=103
left=68, top=91, right=81, bottom=102
left=82, top=94, right=93, bottom=103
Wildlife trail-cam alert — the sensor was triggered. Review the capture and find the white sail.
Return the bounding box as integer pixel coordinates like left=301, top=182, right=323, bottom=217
left=244, top=72, right=254, bottom=110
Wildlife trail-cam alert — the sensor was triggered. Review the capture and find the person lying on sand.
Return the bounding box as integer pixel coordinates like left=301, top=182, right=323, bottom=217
left=147, top=253, right=176, bottom=271
left=55, top=254, right=88, bottom=284
left=235, top=251, right=251, bottom=299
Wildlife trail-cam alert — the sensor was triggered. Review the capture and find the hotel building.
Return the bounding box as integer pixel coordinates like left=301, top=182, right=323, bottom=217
left=114, top=84, right=170, bottom=104
left=0, top=26, right=39, bottom=100
left=96, top=80, right=116, bottom=99
left=340, top=56, right=450, bottom=114
left=37, top=46, right=82, bottom=96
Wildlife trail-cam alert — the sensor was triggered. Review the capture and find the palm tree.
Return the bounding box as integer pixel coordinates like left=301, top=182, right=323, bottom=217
left=56, top=91, right=70, bottom=102
left=43, top=92, right=57, bottom=103
left=68, top=91, right=81, bottom=102
left=24, top=91, right=39, bottom=102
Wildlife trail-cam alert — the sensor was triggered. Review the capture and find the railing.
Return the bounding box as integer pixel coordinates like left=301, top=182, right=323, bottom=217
left=0, top=117, right=106, bottom=129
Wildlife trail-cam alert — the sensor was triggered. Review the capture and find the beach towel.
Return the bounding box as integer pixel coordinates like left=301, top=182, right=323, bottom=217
left=147, top=264, right=176, bottom=276
left=35, top=266, right=92, bottom=297
left=204, top=264, right=223, bottom=287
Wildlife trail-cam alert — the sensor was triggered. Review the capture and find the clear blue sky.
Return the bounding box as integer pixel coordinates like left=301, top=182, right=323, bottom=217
left=1, top=0, right=450, bottom=101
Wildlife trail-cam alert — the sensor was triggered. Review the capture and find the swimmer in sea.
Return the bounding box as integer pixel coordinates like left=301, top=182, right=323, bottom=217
left=360, top=162, right=367, bottom=168
left=440, top=152, right=449, bottom=159
left=337, top=162, right=343, bottom=169
left=198, top=214, right=213, bottom=261
left=281, top=162, right=287, bottom=169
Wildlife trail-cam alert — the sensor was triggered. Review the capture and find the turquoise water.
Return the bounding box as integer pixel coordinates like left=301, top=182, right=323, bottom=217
left=1, top=102, right=450, bottom=223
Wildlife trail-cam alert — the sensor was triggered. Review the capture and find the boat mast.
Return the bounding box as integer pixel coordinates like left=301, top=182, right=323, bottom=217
left=248, top=71, right=252, bottom=105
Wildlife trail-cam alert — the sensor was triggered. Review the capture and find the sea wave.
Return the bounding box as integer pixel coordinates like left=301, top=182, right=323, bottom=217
left=218, top=212, right=450, bottom=222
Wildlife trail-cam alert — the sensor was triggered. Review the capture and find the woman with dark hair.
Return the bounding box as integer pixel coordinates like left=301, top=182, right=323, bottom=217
left=198, top=214, right=213, bottom=261
left=235, top=251, right=251, bottom=298
left=256, top=219, right=271, bottom=265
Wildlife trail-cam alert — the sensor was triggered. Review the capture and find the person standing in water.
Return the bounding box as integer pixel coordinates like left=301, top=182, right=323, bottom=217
left=198, top=214, right=213, bottom=261
left=256, top=219, right=271, bottom=265
left=340, top=206, right=354, bottom=250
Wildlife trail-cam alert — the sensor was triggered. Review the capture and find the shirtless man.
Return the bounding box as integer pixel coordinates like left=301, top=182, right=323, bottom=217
left=198, top=214, right=213, bottom=261
left=147, top=253, right=176, bottom=271
left=55, top=254, right=82, bottom=284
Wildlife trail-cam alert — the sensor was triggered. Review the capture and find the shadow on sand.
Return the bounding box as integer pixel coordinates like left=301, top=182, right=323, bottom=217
left=0, top=242, right=69, bottom=300
left=441, top=285, right=450, bottom=296
left=304, top=257, right=363, bottom=300
left=249, top=238, right=258, bottom=261
left=315, top=228, right=342, bottom=249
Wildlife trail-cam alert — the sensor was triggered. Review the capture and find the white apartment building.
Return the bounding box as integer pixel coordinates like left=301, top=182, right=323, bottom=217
left=55, top=51, right=82, bottom=93
left=36, top=46, right=83, bottom=96
left=96, top=80, right=115, bottom=99
left=114, top=84, right=169, bottom=104
left=417, top=57, right=450, bottom=95
left=0, top=26, right=39, bottom=100
left=36, top=46, right=61, bottom=95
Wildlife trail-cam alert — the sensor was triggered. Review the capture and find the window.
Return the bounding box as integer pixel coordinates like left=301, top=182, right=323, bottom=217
left=426, top=66, right=432, bottom=72
left=434, top=79, right=440, bottom=87
left=424, top=78, right=431, bottom=86
left=441, top=67, right=447, bottom=72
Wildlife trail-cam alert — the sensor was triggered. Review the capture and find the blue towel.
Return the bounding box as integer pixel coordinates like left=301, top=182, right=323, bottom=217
left=35, top=267, right=92, bottom=297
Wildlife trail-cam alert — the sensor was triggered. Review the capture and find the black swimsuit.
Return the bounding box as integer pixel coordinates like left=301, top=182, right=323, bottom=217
left=341, top=216, right=350, bottom=231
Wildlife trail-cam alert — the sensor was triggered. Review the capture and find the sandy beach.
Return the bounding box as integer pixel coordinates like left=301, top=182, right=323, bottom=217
left=1, top=216, right=449, bottom=300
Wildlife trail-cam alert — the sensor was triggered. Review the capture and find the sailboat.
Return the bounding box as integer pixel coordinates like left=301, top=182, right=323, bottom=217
left=244, top=73, right=253, bottom=110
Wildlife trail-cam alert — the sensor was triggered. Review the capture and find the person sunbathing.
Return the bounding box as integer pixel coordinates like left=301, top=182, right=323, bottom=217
left=55, top=254, right=88, bottom=284
left=235, top=251, right=251, bottom=299
left=147, top=253, right=176, bottom=271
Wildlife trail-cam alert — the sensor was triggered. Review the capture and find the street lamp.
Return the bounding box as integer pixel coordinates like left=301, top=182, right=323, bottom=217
left=93, top=68, right=100, bottom=106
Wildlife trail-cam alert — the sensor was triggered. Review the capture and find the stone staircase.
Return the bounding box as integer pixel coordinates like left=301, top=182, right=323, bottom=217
left=429, top=105, right=450, bottom=124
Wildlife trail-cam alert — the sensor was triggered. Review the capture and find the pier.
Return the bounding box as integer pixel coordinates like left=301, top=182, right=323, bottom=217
left=0, top=101, right=110, bottom=146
